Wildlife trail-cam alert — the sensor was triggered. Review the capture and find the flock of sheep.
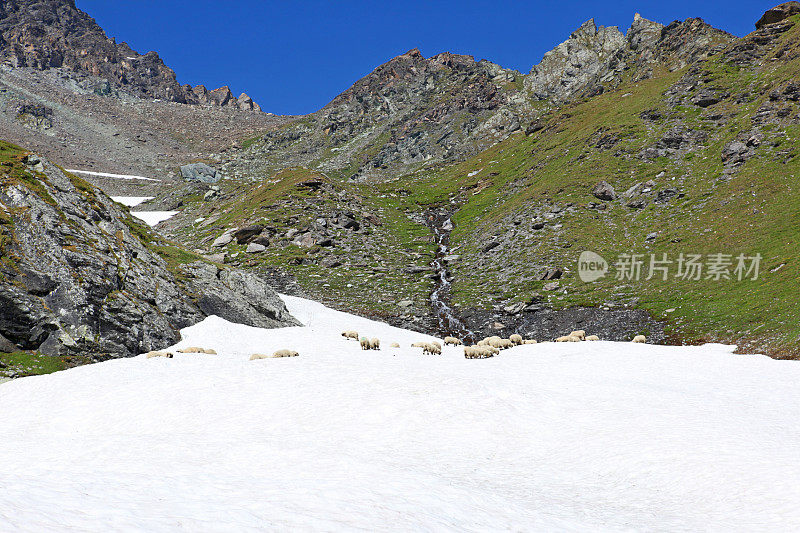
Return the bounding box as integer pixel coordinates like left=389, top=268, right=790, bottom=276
left=341, top=329, right=648, bottom=359
left=145, top=330, right=648, bottom=362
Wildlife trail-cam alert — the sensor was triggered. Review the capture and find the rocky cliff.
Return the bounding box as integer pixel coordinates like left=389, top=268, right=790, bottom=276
left=0, top=141, right=297, bottom=363
left=525, top=14, right=735, bottom=102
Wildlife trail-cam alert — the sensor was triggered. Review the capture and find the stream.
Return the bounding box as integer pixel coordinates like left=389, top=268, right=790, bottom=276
left=425, top=209, right=476, bottom=344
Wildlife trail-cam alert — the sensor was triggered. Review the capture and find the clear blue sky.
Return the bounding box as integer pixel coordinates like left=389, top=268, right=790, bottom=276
left=76, top=0, right=779, bottom=115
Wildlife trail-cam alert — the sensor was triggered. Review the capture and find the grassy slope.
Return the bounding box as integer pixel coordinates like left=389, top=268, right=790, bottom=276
left=390, top=20, right=800, bottom=357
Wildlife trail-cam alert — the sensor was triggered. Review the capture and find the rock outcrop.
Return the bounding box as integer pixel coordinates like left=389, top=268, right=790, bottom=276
left=525, top=14, right=735, bottom=102
left=0, top=142, right=297, bottom=360
left=0, top=0, right=262, bottom=110
left=756, top=2, right=800, bottom=29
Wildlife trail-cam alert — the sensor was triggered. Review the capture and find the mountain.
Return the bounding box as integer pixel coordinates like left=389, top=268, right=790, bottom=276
left=0, top=0, right=262, bottom=109
left=1, top=1, right=799, bottom=364
left=157, top=5, right=800, bottom=358
left=0, top=140, right=297, bottom=377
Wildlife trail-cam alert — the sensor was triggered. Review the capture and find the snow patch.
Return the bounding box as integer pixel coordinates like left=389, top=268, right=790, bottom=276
left=131, top=211, right=178, bottom=226
left=1, top=295, right=799, bottom=531
left=110, top=196, right=154, bottom=208
left=66, top=169, right=160, bottom=182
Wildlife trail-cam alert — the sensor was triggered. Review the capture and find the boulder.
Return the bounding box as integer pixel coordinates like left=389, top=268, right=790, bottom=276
left=211, top=233, right=234, bottom=247
left=592, top=181, right=617, bottom=201
left=245, top=243, right=266, bottom=253
left=180, top=162, right=222, bottom=183
left=756, top=2, right=800, bottom=29
left=233, top=225, right=264, bottom=244
left=179, top=263, right=300, bottom=329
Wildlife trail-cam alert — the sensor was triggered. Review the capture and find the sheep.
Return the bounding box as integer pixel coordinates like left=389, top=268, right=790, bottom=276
left=341, top=331, right=359, bottom=341
left=488, top=337, right=513, bottom=350
left=632, top=335, right=647, bottom=343
left=423, top=342, right=442, bottom=355
left=390, top=342, right=400, bottom=348
left=360, top=337, right=371, bottom=350
left=177, top=347, right=216, bottom=354
left=272, top=349, right=299, bottom=358
left=509, top=334, right=523, bottom=345
left=370, top=338, right=381, bottom=350
left=523, top=339, right=538, bottom=345
left=146, top=351, right=173, bottom=359
left=556, top=335, right=581, bottom=343
left=464, top=346, right=495, bottom=359
left=177, top=347, right=204, bottom=353
left=477, top=339, right=488, bottom=346
left=250, top=350, right=299, bottom=360
left=444, top=336, right=462, bottom=346
left=569, top=330, right=586, bottom=341
left=585, top=335, right=600, bottom=342
left=411, top=341, right=427, bottom=349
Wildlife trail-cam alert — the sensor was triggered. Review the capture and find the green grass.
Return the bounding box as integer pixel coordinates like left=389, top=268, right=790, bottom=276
left=0, top=351, right=68, bottom=377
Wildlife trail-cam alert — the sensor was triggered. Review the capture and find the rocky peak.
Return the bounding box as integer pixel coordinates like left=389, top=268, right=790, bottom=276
left=526, top=19, right=626, bottom=101
left=525, top=14, right=735, bottom=102
left=0, top=0, right=262, bottom=110
left=756, top=2, right=800, bottom=29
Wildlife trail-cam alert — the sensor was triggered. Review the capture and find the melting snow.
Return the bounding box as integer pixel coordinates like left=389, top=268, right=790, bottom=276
left=1, top=295, right=799, bottom=531
left=110, top=196, right=154, bottom=208
left=66, top=169, right=161, bottom=182
left=130, top=211, right=178, bottom=226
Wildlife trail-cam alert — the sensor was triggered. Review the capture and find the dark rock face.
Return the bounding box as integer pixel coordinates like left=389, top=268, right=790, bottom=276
left=756, top=2, right=800, bottom=29
left=0, top=148, right=297, bottom=359
left=459, top=306, right=666, bottom=344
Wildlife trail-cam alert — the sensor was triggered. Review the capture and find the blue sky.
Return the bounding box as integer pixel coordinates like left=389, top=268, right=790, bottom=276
left=76, top=0, right=779, bottom=115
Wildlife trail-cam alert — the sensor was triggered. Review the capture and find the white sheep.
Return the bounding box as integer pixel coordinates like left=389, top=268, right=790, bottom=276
left=177, top=347, right=204, bottom=353
left=411, top=341, right=427, bottom=349
left=476, top=339, right=488, bottom=346
left=370, top=338, right=380, bottom=350
left=423, top=342, right=442, bottom=355
left=556, top=335, right=581, bottom=343
left=509, top=334, right=523, bottom=345
left=569, top=330, right=586, bottom=341
left=632, top=335, right=647, bottom=343
left=360, top=337, right=371, bottom=350
left=390, top=342, right=400, bottom=348
left=444, top=336, right=462, bottom=346
left=523, top=339, right=538, bottom=345
left=464, top=345, right=496, bottom=359
left=585, top=335, right=600, bottom=341
left=272, top=349, right=299, bottom=358
left=341, top=331, right=359, bottom=341
left=145, top=350, right=173, bottom=358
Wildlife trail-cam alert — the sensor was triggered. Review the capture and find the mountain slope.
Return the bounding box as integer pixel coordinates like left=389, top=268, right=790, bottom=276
left=159, top=7, right=800, bottom=357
